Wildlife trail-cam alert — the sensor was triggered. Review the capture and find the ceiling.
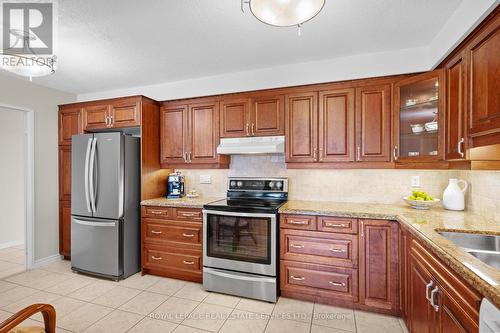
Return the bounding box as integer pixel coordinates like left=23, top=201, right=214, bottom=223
left=12, top=0, right=465, bottom=94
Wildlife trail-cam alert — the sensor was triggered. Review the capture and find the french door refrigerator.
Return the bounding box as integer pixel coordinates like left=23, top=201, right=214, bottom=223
left=71, top=132, right=140, bottom=280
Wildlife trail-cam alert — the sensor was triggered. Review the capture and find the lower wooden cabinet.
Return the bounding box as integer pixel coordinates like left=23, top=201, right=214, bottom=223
left=59, top=200, right=71, bottom=258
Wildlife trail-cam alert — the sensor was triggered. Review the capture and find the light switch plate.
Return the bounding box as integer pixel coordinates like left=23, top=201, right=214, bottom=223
left=199, top=175, right=212, bottom=184
left=411, top=176, right=420, bottom=187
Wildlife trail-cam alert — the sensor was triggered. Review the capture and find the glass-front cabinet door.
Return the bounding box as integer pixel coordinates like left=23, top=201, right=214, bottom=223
left=394, top=70, right=444, bottom=163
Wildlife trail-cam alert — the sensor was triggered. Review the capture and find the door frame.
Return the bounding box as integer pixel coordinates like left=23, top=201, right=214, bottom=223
left=0, top=103, right=35, bottom=269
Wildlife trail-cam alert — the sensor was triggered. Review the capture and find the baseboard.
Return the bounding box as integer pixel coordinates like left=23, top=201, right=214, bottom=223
left=0, top=240, right=24, bottom=250
left=33, top=254, right=63, bottom=269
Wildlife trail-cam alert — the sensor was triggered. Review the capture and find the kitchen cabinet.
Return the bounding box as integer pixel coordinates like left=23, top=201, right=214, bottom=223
left=409, top=253, right=435, bottom=333
left=189, top=101, right=220, bottom=164
left=83, top=97, right=141, bottom=130
left=160, top=105, right=188, bottom=164
left=355, top=84, right=392, bottom=162
left=83, top=104, right=110, bottom=130
left=59, top=200, right=71, bottom=258
left=393, top=69, right=445, bottom=164
left=58, top=146, right=72, bottom=201
left=359, top=219, right=399, bottom=312
left=220, top=98, right=251, bottom=138
left=58, top=107, right=82, bottom=145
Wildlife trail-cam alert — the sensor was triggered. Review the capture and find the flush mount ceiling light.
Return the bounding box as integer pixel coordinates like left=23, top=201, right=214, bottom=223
left=242, top=0, right=325, bottom=35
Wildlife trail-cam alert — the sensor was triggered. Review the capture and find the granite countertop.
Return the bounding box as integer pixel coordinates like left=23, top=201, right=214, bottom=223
left=279, top=200, right=500, bottom=307
left=140, top=196, right=222, bottom=208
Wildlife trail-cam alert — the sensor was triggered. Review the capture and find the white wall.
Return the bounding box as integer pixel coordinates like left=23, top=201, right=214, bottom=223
left=0, top=73, right=76, bottom=261
left=0, top=108, right=25, bottom=247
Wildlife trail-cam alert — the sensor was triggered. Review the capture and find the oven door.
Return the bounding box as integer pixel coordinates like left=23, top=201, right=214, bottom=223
left=203, top=209, right=276, bottom=276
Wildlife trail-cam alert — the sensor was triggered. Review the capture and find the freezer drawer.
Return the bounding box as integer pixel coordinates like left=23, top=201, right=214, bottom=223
left=71, top=216, right=122, bottom=278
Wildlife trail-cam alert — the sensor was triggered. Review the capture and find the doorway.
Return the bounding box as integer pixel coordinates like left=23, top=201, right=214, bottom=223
left=0, top=105, right=34, bottom=277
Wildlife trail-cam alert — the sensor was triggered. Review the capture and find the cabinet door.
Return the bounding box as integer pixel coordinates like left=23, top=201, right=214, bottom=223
left=445, top=52, right=467, bottom=160
left=285, top=92, right=318, bottom=163
left=59, top=200, right=71, bottom=258
left=189, top=101, right=219, bottom=164
left=83, top=104, right=110, bottom=130
left=399, top=228, right=410, bottom=322
left=251, top=95, right=285, bottom=136
left=220, top=98, right=251, bottom=138
left=58, top=107, right=82, bottom=145
left=110, top=98, right=141, bottom=128
left=160, top=105, right=188, bottom=164
left=409, top=255, right=435, bottom=333
left=466, top=14, right=500, bottom=143
left=356, top=84, right=392, bottom=162
left=359, top=220, right=399, bottom=313
left=318, top=89, right=355, bottom=162
left=59, top=146, right=72, bottom=201
left=436, top=287, right=477, bottom=333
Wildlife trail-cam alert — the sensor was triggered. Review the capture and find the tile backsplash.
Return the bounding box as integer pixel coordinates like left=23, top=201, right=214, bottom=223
left=179, top=155, right=499, bottom=220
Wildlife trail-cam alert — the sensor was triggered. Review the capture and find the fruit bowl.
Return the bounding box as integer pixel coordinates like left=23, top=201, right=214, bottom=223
left=403, top=196, right=440, bottom=210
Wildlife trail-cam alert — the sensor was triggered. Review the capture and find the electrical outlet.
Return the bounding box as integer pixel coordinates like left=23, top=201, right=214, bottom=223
left=199, top=175, right=212, bottom=184
left=411, top=176, right=420, bottom=187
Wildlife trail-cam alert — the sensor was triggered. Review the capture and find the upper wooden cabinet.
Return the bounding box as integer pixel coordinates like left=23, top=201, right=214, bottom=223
left=58, top=107, right=83, bottom=145
left=83, top=104, right=110, bottom=130
left=110, top=98, right=141, bottom=128
left=356, top=84, right=392, bottom=162
left=161, top=99, right=228, bottom=167
left=83, top=97, right=141, bottom=130
left=220, top=95, right=284, bottom=138
left=393, top=70, right=445, bottom=164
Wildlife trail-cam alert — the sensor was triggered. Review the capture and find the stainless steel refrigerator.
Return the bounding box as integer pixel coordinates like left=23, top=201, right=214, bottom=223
left=71, top=132, right=140, bottom=280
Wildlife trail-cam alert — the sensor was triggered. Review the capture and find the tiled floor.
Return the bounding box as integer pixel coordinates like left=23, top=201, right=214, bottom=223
left=0, top=259, right=409, bottom=333
left=0, top=245, right=26, bottom=279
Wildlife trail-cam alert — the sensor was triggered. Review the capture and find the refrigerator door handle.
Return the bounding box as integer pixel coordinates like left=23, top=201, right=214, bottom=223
left=84, top=137, right=92, bottom=213
left=89, top=137, right=97, bottom=213
left=73, top=218, right=116, bottom=227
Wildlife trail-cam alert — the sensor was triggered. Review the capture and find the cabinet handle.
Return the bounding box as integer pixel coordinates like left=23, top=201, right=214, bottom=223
left=105, top=116, right=109, bottom=127
left=246, top=123, right=250, bottom=136
left=329, top=248, right=346, bottom=253
left=149, top=210, right=164, bottom=215
left=290, top=275, right=305, bottom=281
left=329, top=281, right=346, bottom=287
left=180, top=212, right=197, bottom=217
left=393, top=146, right=399, bottom=161
left=188, top=152, right=192, bottom=163
left=184, top=152, right=188, bottom=163
left=288, top=220, right=308, bottom=225
left=319, top=148, right=323, bottom=162
left=458, top=138, right=465, bottom=158
left=183, top=260, right=195, bottom=265
left=430, top=286, right=439, bottom=312
left=108, top=115, right=113, bottom=127
left=313, top=148, right=317, bottom=161
left=251, top=123, right=255, bottom=136
left=357, top=146, right=361, bottom=161
left=151, top=230, right=162, bottom=234
left=425, top=280, right=434, bottom=301
left=290, top=244, right=304, bottom=249
left=182, top=233, right=195, bottom=237
left=325, top=223, right=347, bottom=228
left=151, top=256, right=162, bottom=260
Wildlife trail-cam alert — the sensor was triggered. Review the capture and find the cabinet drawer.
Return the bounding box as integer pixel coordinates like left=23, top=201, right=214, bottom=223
left=280, top=214, right=317, bottom=230
left=144, top=221, right=201, bottom=245
left=281, top=261, right=358, bottom=302
left=318, top=217, right=358, bottom=234
left=144, top=247, right=201, bottom=272
left=280, top=229, right=357, bottom=268
left=174, top=208, right=202, bottom=221
left=142, top=206, right=172, bottom=219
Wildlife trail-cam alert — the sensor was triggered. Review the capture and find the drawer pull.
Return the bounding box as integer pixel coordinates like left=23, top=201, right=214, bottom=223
left=151, top=230, right=162, bottom=234
left=290, top=275, right=305, bottom=281
left=150, top=210, right=164, bottom=215
left=180, top=212, right=197, bottom=217
left=182, top=233, right=195, bottom=237
left=183, top=260, right=195, bottom=265
left=151, top=256, right=163, bottom=260
left=325, top=223, right=347, bottom=228
left=290, top=244, right=304, bottom=249
left=288, top=220, right=308, bottom=225
left=329, top=248, right=346, bottom=253
left=329, top=281, right=346, bottom=287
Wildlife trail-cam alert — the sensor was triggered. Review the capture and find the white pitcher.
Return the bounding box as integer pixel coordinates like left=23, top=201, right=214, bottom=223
left=443, top=179, right=468, bottom=211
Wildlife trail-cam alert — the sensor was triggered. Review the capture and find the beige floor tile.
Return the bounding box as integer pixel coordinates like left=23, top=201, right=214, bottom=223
left=311, top=324, right=354, bottom=333
left=119, top=291, right=168, bottom=315
left=151, top=296, right=199, bottom=324
left=173, top=282, right=209, bottom=301
left=399, top=318, right=410, bottom=333
left=68, top=281, right=117, bottom=302
left=272, top=297, right=314, bottom=323
left=57, top=302, right=113, bottom=332
left=3, top=291, right=61, bottom=314
left=92, top=286, right=141, bottom=308
left=219, top=309, right=270, bottom=333
left=0, top=263, right=25, bottom=280
left=0, top=280, right=17, bottom=293
left=182, top=302, right=233, bottom=332
left=41, top=296, right=86, bottom=320
left=0, top=285, right=38, bottom=307
left=82, top=309, right=143, bottom=333
left=203, top=292, right=241, bottom=308
left=44, top=275, right=93, bottom=295
left=312, top=304, right=356, bottom=332
left=355, top=310, right=403, bottom=333
left=119, top=273, right=160, bottom=290
left=236, top=298, right=275, bottom=315
left=264, top=318, right=310, bottom=333
left=128, top=316, right=178, bottom=333
left=173, top=325, right=211, bottom=333
left=5, top=268, right=51, bottom=285
left=0, top=309, right=13, bottom=321
left=40, top=260, right=73, bottom=274
left=2, top=253, right=25, bottom=265
left=147, top=277, right=187, bottom=296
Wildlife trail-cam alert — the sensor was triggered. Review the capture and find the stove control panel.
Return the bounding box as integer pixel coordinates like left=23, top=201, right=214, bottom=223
left=228, top=177, right=288, bottom=192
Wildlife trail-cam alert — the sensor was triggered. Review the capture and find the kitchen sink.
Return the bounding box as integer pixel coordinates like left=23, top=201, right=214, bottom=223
left=437, top=231, right=500, bottom=269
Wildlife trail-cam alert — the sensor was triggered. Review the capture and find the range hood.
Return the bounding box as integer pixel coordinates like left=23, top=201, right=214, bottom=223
left=217, top=136, right=285, bottom=155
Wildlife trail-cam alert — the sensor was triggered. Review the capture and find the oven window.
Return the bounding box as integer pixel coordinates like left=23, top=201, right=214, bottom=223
left=206, top=214, right=271, bottom=264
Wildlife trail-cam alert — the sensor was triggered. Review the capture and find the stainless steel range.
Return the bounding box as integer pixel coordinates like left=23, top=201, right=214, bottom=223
left=202, top=177, right=288, bottom=302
